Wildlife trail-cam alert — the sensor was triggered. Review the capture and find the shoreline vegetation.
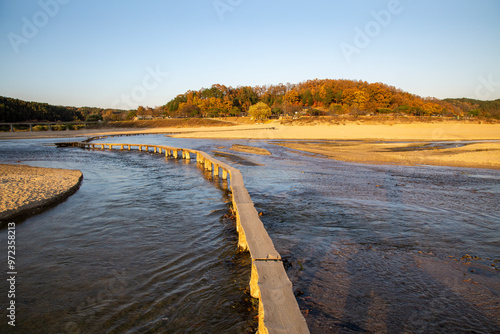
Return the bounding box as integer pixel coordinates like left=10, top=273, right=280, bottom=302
left=2, top=79, right=500, bottom=125
left=2, top=78, right=500, bottom=172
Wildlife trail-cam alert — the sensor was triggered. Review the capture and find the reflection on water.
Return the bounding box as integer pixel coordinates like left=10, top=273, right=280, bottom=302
left=1, top=135, right=499, bottom=333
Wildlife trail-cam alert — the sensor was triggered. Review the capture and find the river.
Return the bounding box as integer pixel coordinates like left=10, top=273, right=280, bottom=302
left=1, top=134, right=499, bottom=333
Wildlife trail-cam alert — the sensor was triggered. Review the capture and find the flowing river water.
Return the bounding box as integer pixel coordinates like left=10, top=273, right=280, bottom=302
left=1, top=134, right=499, bottom=333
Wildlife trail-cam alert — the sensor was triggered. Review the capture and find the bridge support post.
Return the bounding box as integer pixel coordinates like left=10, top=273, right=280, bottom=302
left=29, top=124, right=33, bottom=132
left=10, top=125, right=14, bottom=132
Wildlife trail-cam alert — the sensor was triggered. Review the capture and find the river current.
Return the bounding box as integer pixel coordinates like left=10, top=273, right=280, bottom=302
left=1, top=134, right=499, bottom=333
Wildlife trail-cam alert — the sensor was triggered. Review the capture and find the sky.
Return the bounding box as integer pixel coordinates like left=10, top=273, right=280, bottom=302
left=0, top=0, right=499, bottom=109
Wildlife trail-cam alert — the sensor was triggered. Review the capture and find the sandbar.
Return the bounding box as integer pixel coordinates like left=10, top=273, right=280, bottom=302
left=1, top=120, right=499, bottom=169
left=0, top=164, right=83, bottom=222
left=230, top=144, right=271, bottom=155
left=171, top=122, right=500, bottom=141
left=273, top=141, right=500, bottom=170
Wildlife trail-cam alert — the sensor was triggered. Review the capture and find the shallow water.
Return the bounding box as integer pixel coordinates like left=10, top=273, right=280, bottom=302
left=1, top=135, right=499, bottom=333
left=234, top=140, right=500, bottom=333
left=0, top=138, right=256, bottom=333
left=85, top=135, right=500, bottom=333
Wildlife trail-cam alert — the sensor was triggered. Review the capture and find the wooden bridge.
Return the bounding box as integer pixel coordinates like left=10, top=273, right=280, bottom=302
left=58, top=140, right=310, bottom=334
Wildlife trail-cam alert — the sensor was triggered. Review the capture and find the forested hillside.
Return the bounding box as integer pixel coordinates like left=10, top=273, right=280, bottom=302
left=0, top=96, right=81, bottom=122
left=161, top=79, right=500, bottom=119
left=2, top=79, right=499, bottom=122
left=0, top=96, right=113, bottom=123
left=443, top=98, right=500, bottom=119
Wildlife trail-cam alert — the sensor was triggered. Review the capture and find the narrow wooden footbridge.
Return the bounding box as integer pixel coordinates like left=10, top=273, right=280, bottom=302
left=57, top=140, right=310, bottom=334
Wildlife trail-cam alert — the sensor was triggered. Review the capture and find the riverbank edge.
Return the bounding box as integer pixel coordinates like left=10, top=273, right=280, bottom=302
left=273, top=141, right=500, bottom=170
left=0, top=165, right=83, bottom=223
left=61, top=140, right=309, bottom=334
left=2, top=122, right=500, bottom=141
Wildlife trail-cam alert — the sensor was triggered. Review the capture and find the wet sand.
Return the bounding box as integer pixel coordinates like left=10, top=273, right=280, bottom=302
left=274, top=141, right=500, bottom=170
left=230, top=144, right=271, bottom=155
left=1, top=121, right=499, bottom=170
left=171, top=122, right=500, bottom=169
left=0, top=164, right=83, bottom=221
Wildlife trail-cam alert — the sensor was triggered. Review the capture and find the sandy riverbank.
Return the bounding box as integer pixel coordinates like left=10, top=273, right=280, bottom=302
left=0, top=164, right=83, bottom=222
left=2, top=121, right=499, bottom=141
left=274, top=141, right=500, bottom=170
left=170, top=122, right=500, bottom=169
left=170, top=122, right=500, bottom=141
left=1, top=121, right=499, bottom=169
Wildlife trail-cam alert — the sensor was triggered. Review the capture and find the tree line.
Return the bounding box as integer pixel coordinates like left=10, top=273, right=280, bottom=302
left=159, top=79, right=500, bottom=119
left=443, top=98, right=500, bottom=119
left=0, top=96, right=118, bottom=123
left=2, top=79, right=499, bottom=122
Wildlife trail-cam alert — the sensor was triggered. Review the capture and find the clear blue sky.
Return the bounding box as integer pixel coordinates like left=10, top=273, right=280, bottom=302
left=1, top=0, right=499, bottom=109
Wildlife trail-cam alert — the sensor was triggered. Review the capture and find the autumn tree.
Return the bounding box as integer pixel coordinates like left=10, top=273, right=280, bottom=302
left=284, top=90, right=300, bottom=105
left=137, top=106, right=146, bottom=116
left=248, top=102, right=271, bottom=120
left=158, top=79, right=500, bottom=119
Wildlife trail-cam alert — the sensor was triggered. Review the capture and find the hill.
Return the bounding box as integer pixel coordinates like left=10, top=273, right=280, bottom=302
left=443, top=98, right=500, bottom=119
left=161, top=79, right=500, bottom=119
left=2, top=79, right=499, bottom=123
left=0, top=96, right=126, bottom=123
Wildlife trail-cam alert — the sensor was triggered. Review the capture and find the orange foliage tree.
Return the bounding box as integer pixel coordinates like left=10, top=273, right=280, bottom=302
left=161, top=79, right=463, bottom=118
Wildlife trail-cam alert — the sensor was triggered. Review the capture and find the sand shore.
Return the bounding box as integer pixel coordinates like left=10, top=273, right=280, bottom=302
left=1, top=121, right=499, bottom=141
left=0, top=164, right=83, bottom=222
left=274, top=141, right=500, bottom=170
left=170, top=122, right=500, bottom=169
left=169, top=122, right=500, bottom=141
left=1, top=121, right=499, bottom=169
